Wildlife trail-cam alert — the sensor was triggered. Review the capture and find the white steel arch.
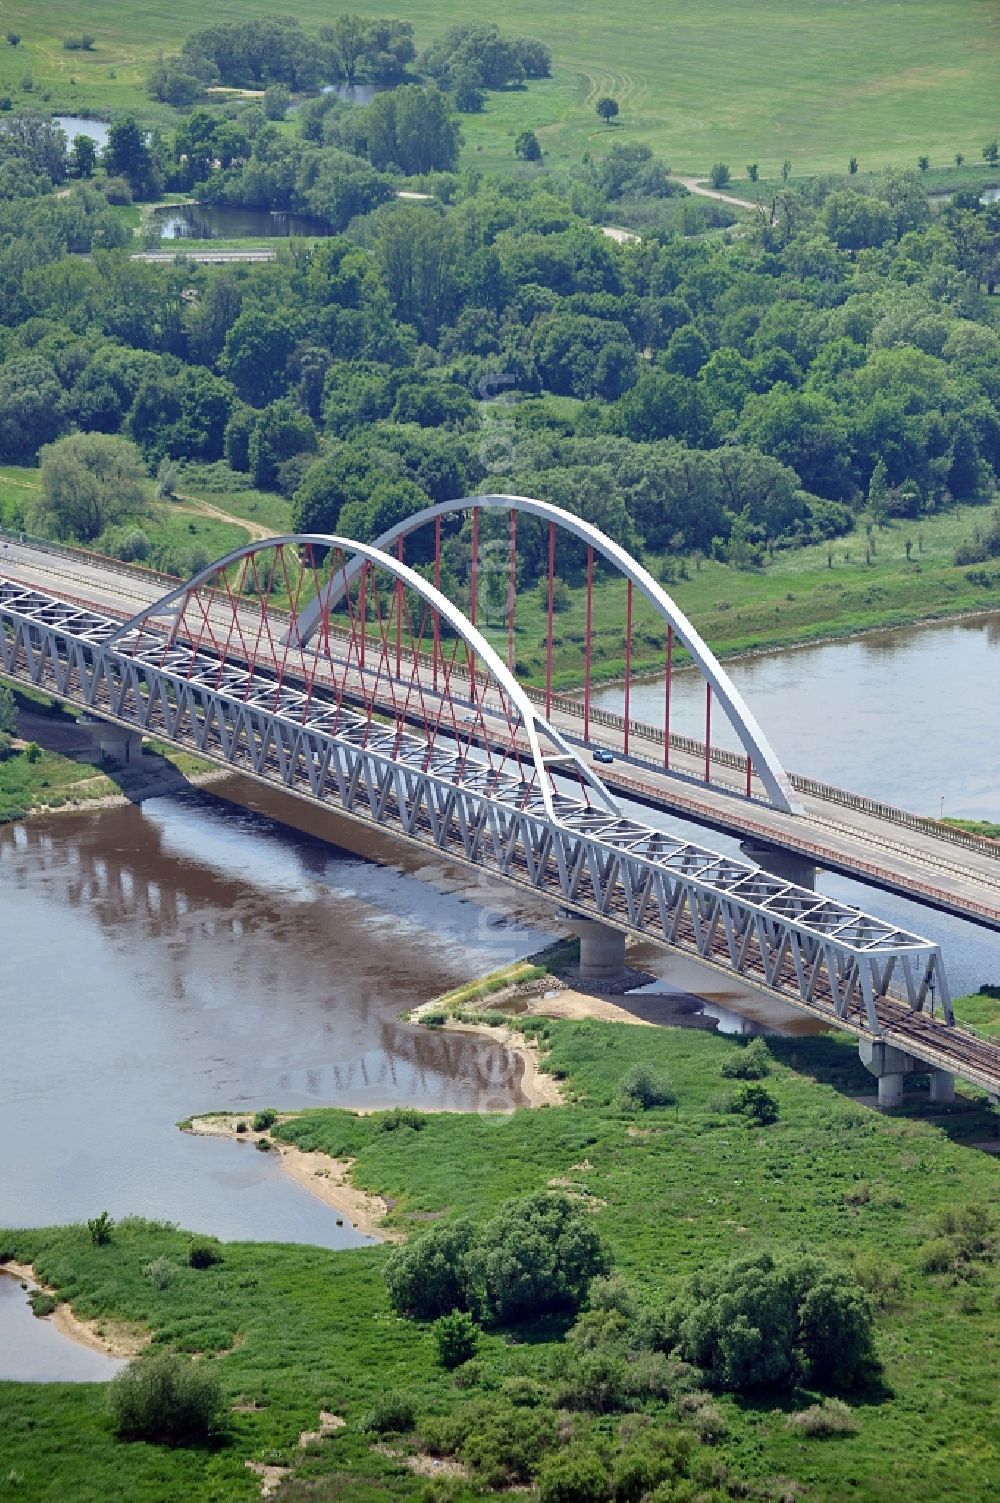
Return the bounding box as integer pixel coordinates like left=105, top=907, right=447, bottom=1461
left=286, top=494, right=802, bottom=815
left=105, top=532, right=619, bottom=822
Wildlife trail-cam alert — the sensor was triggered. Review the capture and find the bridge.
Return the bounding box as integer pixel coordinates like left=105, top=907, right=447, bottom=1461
left=1, top=497, right=999, bottom=1104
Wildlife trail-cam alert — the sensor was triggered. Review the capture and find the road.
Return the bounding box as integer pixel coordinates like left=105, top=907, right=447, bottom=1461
left=1, top=536, right=998, bottom=931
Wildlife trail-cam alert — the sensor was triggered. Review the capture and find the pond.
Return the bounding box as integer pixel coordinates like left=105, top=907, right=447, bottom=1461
left=0, top=1270, right=125, bottom=1382
left=928, top=185, right=1000, bottom=208
left=153, top=204, right=330, bottom=240
left=53, top=115, right=110, bottom=151
left=321, top=81, right=394, bottom=105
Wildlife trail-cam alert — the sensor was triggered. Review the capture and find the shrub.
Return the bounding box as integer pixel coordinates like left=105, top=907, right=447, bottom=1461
left=108, top=1351, right=222, bottom=1444
left=730, top=1082, right=779, bottom=1125
left=709, top=162, right=731, bottom=188
left=537, top=1447, right=610, bottom=1503
left=88, top=1211, right=114, bottom=1246
left=376, top=1107, right=425, bottom=1133
left=28, top=1290, right=59, bottom=1317
left=466, top=1192, right=611, bottom=1326
left=557, top=1349, right=630, bottom=1412
left=719, top=1037, right=772, bottom=1080
left=456, top=1403, right=558, bottom=1488
left=252, top=1108, right=278, bottom=1131
left=614, top=1063, right=675, bottom=1111
left=671, top=1251, right=876, bottom=1394
left=359, top=1390, right=416, bottom=1434
left=187, top=1237, right=223, bottom=1269
left=785, top=1398, right=860, bottom=1437
left=24, top=742, right=40, bottom=763
left=421, top=1008, right=448, bottom=1028
left=433, top=1310, right=479, bottom=1369
left=385, top=1219, right=477, bottom=1320
left=143, top=1257, right=179, bottom=1290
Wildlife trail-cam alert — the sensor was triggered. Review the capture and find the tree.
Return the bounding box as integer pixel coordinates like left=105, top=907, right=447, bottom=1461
left=263, top=84, right=289, bottom=121
left=515, top=130, right=542, bottom=162
left=433, top=1311, right=479, bottom=1369
left=849, top=155, right=858, bottom=174
left=104, top=116, right=158, bottom=197
left=366, top=84, right=461, bottom=174
left=221, top=308, right=298, bottom=407
left=325, top=14, right=368, bottom=83
left=955, top=151, right=964, bottom=167
left=746, top=162, right=759, bottom=182
left=464, top=1192, right=610, bottom=1326
left=596, top=96, right=619, bottom=124
left=384, top=1218, right=477, bottom=1319
left=34, top=433, right=149, bottom=543
left=671, top=1251, right=876, bottom=1394
left=0, top=683, right=16, bottom=735
left=781, top=158, right=792, bottom=181
left=983, top=140, right=999, bottom=167
left=709, top=162, right=730, bottom=189
left=918, top=154, right=930, bottom=172
left=69, top=133, right=97, bottom=178
left=0, top=357, right=65, bottom=462
left=247, top=399, right=318, bottom=490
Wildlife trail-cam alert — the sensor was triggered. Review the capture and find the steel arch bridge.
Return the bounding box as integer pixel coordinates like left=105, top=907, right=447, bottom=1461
left=5, top=500, right=993, bottom=1092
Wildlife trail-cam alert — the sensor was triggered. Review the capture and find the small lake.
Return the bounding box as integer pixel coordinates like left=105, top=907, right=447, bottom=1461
left=322, top=81, right=393, bottom=105
left=153, top=205, right=329, bottom=240
left=0, top=1271, right=125, bottom=1383
left=54, top=115, right=110, bottom=150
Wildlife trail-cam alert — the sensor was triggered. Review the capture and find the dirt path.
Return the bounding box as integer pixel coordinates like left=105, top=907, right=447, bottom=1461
left=675, top=174, right=757, bottom=210
left=171, top=492, right=278, bottom=543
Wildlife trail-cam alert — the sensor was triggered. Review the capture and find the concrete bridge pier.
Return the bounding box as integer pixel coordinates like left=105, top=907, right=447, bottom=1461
left=858, top=1038, right=954, bottom=1109
left=80, top=716, right=144, bottom=765
left=563, top=914, right=627, bottom=985
left=740, top=839, right=816, bottom=890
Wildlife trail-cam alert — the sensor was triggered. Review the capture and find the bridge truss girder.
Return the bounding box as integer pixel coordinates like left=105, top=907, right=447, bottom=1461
left=0, top=580, right=952, bottom=1046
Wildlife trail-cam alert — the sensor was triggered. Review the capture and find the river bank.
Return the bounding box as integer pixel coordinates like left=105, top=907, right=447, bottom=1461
left=0, top=1262, right=147, bottom=1359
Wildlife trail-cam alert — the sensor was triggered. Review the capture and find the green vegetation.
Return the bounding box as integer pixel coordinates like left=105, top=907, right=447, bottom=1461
left=109, top=1350, right=224, bottom=1444
left=943, top=817, right=1000, bottom=841
left=2, top=1010, right=999, bottom=1500
left=0, top=1, right=996, bottom=172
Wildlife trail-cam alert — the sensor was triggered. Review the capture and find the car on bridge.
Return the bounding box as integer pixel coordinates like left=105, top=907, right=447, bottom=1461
left=593, top=748, right=615, bottom=764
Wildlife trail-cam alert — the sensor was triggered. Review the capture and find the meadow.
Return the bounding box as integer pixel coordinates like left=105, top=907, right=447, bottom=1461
left=0, top=0, right=997, bottom=175
left=1, top=1003, right=999, bottom=1501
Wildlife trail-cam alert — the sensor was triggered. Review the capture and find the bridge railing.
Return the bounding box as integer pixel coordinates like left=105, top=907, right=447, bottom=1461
left=3, top=526, right=999, bottom=864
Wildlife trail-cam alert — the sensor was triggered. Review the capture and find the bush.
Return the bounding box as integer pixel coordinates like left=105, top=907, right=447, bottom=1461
left=709, top=162, right=731, bottom=188
left=537, top=1447, right=610, bottom=1503
left=433, top=1310, right=479, bottom=1369
left=385, top=1219, right=477, bottom=1320
left=556, top=1349, right=630, bottom=1412
left=386, top=1192, right=609, bottom=1327
left=466, top=1192, right=611, bottom=1326
left=785, top=1398, right=860, bottom=1437
left=615, top=1063, right=675, bottom=1111
left=24, top=742, right=40, bottom=763
left=718, top=1037, right=772, bottom=1080
left=671, top=1251, right=877, bottom=1393
left=454, top=1402, right=558, bottom=1489
left=143, top=1257, right=179, bottom=1290
left=108, top=1350, right=223, bottom=1444
left=376, top=1107, right=426, bottom=1133
left=730, top=1082, right=779, bottom=1125
left=359, top=1390, right=416, bottom=1434
left=28, top=1290, right=59, bottom=1317
left=252, top=1108, right=278, bottom=1131
left=88, top=1211, right=114, bottom=1246
left=187, top=1237, right=224, bottom=1269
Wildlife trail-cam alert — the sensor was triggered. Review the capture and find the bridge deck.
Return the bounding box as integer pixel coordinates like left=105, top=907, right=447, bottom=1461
left=1, top=537, right=996, bottom=931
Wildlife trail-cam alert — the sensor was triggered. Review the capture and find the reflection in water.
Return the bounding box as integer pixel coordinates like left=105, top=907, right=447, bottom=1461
left=597, top=614, right=1000, bottom=820
left=0, top=783, right=554, bottom=1242
left=0, top=1273, right=125, bottom=1383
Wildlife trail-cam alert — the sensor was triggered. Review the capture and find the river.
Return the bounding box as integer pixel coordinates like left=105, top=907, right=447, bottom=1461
left=1, top=613, right=996, bottom=1258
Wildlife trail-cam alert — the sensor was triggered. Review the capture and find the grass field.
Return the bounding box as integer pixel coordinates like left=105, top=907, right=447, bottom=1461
left=0, top=0, right=997, bottom=175
left=2, top=1004, right=999, bottom=1501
